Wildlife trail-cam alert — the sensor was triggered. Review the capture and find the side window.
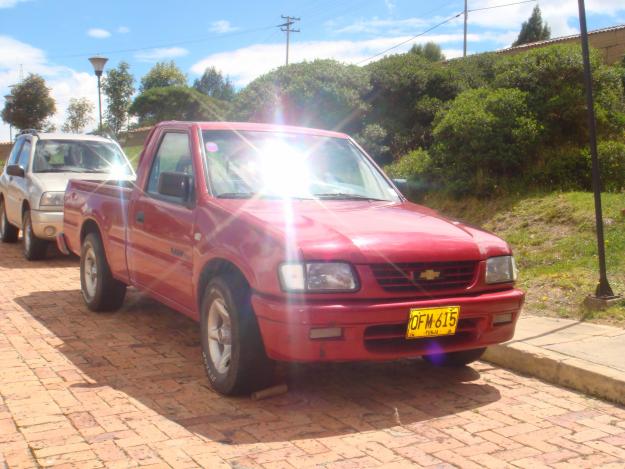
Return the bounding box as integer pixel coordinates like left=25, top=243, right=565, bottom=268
left=17, top=140, right=32, bottom=170
left=6, top=139, right=24, bottom=166
left=146, top=132, right=193, bottom=198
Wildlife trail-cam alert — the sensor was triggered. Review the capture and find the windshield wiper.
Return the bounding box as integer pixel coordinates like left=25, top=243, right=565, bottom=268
left=314, top=193, right=386, bottom=201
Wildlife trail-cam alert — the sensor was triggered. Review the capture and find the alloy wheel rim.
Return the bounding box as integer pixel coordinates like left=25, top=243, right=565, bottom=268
left=207, top=293, right=232, bottom=375
left=0, top=204, right=5, bottom=235
left=24, top=217, right=31, bottom=252
left=83, top=245, right=98, bottom=300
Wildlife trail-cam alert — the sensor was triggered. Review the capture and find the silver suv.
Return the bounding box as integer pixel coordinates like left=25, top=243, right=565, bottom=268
left=0, top=130, right=135, bottom=260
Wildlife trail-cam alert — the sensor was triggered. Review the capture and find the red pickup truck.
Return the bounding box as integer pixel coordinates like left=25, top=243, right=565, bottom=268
left=59, top=121, right=524, bottom=395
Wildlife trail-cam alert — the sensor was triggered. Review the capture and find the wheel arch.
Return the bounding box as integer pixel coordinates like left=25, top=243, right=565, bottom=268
left=80, top=218, right=102, bottom=243
left=197, top=258, right=251, bottom=311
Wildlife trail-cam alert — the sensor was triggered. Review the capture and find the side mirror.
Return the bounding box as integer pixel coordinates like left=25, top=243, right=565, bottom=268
left=392, top=178, right=408, bottom=194
left=158, top=171, right=192, bottom=201
left=6, top=164, right=25, bottom=178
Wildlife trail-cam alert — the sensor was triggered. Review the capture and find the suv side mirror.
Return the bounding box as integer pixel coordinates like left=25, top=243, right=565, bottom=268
left=6, top=164, right=25, bottom=178
left=158, top=171, right=192, bottom=201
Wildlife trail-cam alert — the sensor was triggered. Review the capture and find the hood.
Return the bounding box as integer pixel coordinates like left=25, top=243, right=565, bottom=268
left=218, top=199, right=511, bottom=264
left=30, top=172, right=136, bottom=193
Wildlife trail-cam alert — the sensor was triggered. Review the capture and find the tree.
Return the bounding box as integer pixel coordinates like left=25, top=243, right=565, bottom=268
left=410, top=42, right=445, bottom=62
left=512, top=6, right=551, bottom=46
left=193, top=67, right=236, bottom=101
left=140, top=61, right=186, bottom=92
left=102, top=62, right=135, bottom=135
left=230, top=59, right=370, bottom=134
left=129, top=86, right=227, bottom=125
left=431, top=87, right=542, bottom=195
left=61, top=98, right=94, bottom=133
left=1, top=74, right=56, bottom=131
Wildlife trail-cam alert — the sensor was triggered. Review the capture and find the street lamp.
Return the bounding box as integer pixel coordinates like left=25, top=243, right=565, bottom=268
left=88, top=56, right=108, bottom=131
left=3, top=94, right=12, bottom=142
left=577, top=0, right=621, bottom=309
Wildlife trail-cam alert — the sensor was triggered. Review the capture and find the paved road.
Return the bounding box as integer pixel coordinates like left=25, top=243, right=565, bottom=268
left=1, top=242, right=624, bottom=469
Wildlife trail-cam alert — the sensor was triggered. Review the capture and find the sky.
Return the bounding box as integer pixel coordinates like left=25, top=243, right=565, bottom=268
left=1, top=0, right=625, bottom=141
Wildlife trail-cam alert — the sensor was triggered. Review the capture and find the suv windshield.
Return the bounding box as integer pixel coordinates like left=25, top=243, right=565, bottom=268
left=201, top=130, right=400, bottom=202
left=33, top=139, right=132, bottom=175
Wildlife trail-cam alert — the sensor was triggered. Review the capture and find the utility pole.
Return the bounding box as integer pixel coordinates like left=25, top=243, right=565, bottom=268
left=463, top=0, right=468, bottom=57
left=279, top=15, right=300, bottom=65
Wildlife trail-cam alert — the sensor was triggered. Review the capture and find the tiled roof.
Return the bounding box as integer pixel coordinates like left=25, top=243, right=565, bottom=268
left=497, top=23, right=625, bottom=53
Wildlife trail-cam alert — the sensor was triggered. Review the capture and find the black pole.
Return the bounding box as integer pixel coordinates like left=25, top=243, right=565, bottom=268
left=96, top=73, right=103, bottom=131
left=577, top=0, right=614, bottom=299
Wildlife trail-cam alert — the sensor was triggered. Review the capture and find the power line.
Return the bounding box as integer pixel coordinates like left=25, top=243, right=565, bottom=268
left=468, top=0, right=537, bottom=13
left=356, top=12, right=463, bottom=65
left=48, top=25, right=277, bottom=60
left=356, top=0, right=539, bottom=65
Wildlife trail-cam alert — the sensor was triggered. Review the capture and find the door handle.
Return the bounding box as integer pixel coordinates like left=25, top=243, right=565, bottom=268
left=135, top=211, right=144, bottom=224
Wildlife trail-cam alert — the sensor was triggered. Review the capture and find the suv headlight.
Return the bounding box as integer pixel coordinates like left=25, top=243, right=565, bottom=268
left=279, top=262, right=358, bottom=292
left=486, top=256, right=518, bottom=284
left=40, top=191, right=65, bottom=208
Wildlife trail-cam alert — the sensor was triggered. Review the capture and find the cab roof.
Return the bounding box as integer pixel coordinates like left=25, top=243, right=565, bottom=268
left=157, top=121, right=351, bottom=139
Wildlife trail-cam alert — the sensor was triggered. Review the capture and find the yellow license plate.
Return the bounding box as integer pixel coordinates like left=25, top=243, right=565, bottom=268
left=406, top=306, right=460, bottom=339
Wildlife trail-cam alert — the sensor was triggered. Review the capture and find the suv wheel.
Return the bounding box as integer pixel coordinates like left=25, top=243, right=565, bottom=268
left=0, top=198, right=18, bottom=243
left=80, top=232, right=126, bottom=312
left=23, top=209, right=48, bottom=260
left=423, top=347, right=486, bottom=367
left=200, top=274, right=274, bottom=395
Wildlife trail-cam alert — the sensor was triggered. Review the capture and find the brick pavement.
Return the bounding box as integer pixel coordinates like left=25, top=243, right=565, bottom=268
left=0, top=242, right=624, bottom=469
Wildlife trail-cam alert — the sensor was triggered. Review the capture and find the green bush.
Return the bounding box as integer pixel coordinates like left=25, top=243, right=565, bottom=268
left=431, top=88, right=542, bottom=195
left=384, top=148, right=431, bottom=179
left=535, top=145, right=591, bottom=191
left=598, top=140, right=625, bottom=192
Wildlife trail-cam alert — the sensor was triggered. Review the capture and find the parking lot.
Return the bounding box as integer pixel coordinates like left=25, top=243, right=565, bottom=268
left=1, top=242, right=625, bottom=469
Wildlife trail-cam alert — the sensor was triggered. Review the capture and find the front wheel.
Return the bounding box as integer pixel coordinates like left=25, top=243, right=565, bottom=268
left=0, top=198, right=18, bottom=243
left=200, top=275, right=274, bottom=395
left=423, top=347, right=486, bottom=367
left=23, top=210, right=48, bottom=260
left=80, top=232, right=126, bottom=312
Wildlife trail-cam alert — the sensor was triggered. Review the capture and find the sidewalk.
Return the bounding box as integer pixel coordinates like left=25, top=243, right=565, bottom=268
left=483, top=314, right=625, bottom=405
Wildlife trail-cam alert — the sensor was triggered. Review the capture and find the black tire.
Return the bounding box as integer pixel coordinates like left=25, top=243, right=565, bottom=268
left=80, top=232, right=126, bottom=312
left=200, top=274, right=274, bottom=395
left=423, top=347, right=486, bottom=367
left=22, top=209, right=48, bottom=260
left=0, top=198, right=18, bottom=243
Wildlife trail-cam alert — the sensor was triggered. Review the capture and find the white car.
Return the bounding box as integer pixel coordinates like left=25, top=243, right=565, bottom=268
left=0, top=130, right=135, bottom=260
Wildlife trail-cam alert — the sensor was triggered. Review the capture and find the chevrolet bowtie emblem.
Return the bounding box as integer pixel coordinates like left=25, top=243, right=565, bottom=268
left=418, top=269, right=441, bottom=281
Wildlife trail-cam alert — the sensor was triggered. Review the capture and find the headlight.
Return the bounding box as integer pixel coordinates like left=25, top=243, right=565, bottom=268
left=279, top=262, right=358, bottom=292
left=486, top=256, right=518, bottom=284
left=40, top=191, right=65, bottom=208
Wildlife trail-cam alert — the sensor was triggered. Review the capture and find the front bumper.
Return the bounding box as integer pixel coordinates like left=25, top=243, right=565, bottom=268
left=30, top=209, right=63, bottom=239
left=253, top=288, right=524, bottom=362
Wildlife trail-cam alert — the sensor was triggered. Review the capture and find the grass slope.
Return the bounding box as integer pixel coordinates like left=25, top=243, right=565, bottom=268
left=424, top=192, right=625, bottom=326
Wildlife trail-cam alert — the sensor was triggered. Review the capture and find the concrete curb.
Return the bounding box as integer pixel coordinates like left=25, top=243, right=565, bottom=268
left=482, top=341, right=625, bottom=406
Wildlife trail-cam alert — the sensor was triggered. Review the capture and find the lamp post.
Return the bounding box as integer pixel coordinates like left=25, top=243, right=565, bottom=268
left=3, top=94, right=12, bottom=142
left=577, top=0, right=620, bottom=308
left=88, top=56, right=108, bottom=132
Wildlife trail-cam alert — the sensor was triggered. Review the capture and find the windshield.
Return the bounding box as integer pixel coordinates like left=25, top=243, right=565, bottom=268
left=201, top=130, right=400, bottom=202
left=33, top=139, right=132, bottom=175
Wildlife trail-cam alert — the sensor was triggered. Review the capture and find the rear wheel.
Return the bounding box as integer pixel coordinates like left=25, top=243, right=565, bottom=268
left=200, top=274, right=274, bottom=395
left=0, top=198, right=18, bottom=243
left=23, top=210, right=48, bottom=260
left=423, top=347, right=486, bottom=367
left=80, top=232, right=126, bottom=312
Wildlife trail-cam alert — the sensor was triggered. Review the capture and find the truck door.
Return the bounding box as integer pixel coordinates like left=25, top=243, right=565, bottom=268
left=6, top=138, right=32, bottom=226
left=126, top=130, right=196, bottom=312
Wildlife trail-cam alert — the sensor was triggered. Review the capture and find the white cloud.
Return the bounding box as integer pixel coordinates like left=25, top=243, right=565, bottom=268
left=87, top=28, right=111, bottom=39
left=334, top=17, right=432, bottom=35
left=134, top=47, right=189, bottom=62
left=117, top=26, right=130, bottom=34
left=209, top=20, right=238, bottom=34
left=385, top=0, right=396, bottom=14
left=0, top=36, right=99, bottom=141
left=191, top=34, right=479, bottom=86
left=0, top=0, right=28, bottom=8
